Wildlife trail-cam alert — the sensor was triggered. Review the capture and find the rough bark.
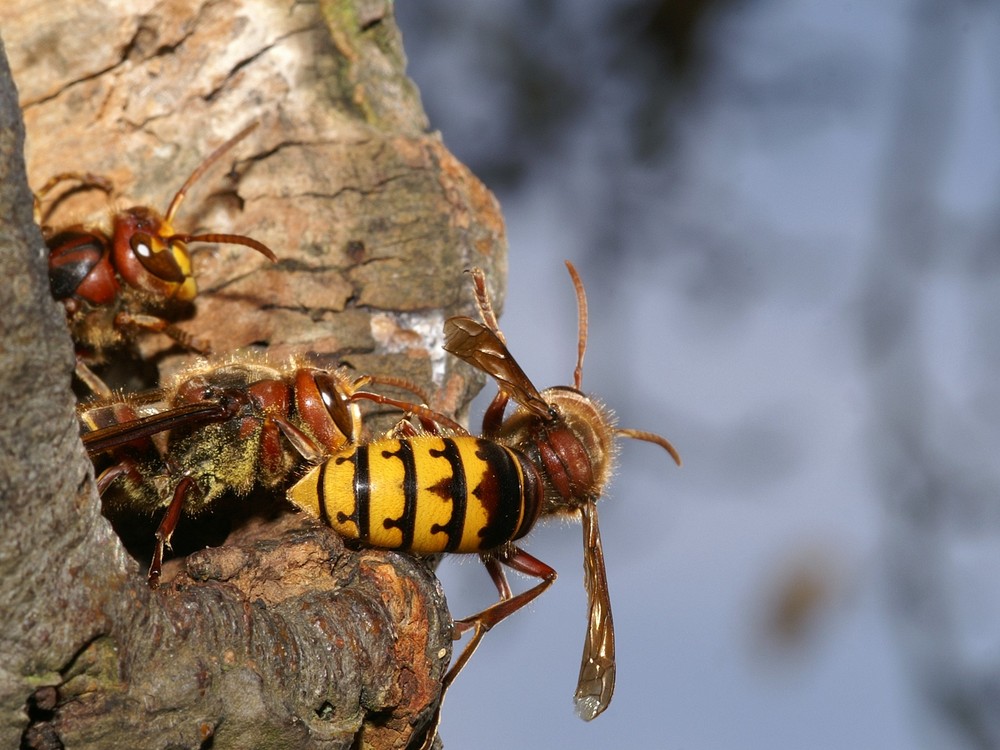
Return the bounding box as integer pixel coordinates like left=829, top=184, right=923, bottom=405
left=0, top=2, right=506, bottom=748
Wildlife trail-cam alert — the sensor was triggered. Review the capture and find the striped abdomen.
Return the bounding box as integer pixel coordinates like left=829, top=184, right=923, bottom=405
left=288, top=436, right=544, bottom=554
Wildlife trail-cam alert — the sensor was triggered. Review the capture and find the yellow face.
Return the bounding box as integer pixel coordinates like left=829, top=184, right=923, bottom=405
left=159, top=237, right=196, bottom=301
left=112, top=207, right=197, bottom=302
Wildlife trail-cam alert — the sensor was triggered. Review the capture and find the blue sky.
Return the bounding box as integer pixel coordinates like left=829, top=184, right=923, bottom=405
left=397, top=2, right=1000, bottom=748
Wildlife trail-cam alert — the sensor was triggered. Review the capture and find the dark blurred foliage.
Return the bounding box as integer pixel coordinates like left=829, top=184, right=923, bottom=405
left=607, top=0, right=730, bottom=160
left=862, top=1, right=1000, bottom=746
left=397, top=0, right=729, bottom=189
left=397, top=1, right=1000, bottom=747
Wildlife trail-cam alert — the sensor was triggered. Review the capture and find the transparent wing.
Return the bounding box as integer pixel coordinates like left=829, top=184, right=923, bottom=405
left=574, top=499, right=616, bottom=721
left=443, top=316, right=552, bottom=419
left=81, top=401, right=231, bottom=456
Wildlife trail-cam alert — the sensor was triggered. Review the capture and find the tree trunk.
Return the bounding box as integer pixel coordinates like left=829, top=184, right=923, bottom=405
left=0, top=2, right=506, bottom=748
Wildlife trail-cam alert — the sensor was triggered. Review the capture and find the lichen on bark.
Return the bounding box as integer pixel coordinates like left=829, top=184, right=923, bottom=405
left=0, top=2, right=506, bottom=748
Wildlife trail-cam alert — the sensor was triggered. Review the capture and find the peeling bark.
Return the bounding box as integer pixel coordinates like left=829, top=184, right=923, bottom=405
left=0, top=2, right=506, bottom=748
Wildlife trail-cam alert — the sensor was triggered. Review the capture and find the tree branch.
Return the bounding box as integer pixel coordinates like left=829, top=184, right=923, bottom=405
left=0, top=2, right=506, bottom=748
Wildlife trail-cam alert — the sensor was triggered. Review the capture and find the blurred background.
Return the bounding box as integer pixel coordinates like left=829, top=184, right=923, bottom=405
left=396, top=1, right=1000, bottom=748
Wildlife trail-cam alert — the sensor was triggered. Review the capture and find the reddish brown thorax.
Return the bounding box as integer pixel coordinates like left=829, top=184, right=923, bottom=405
left=498, top=386, right=617, bottom=515
left=47, top=228, right=120, bottom=306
